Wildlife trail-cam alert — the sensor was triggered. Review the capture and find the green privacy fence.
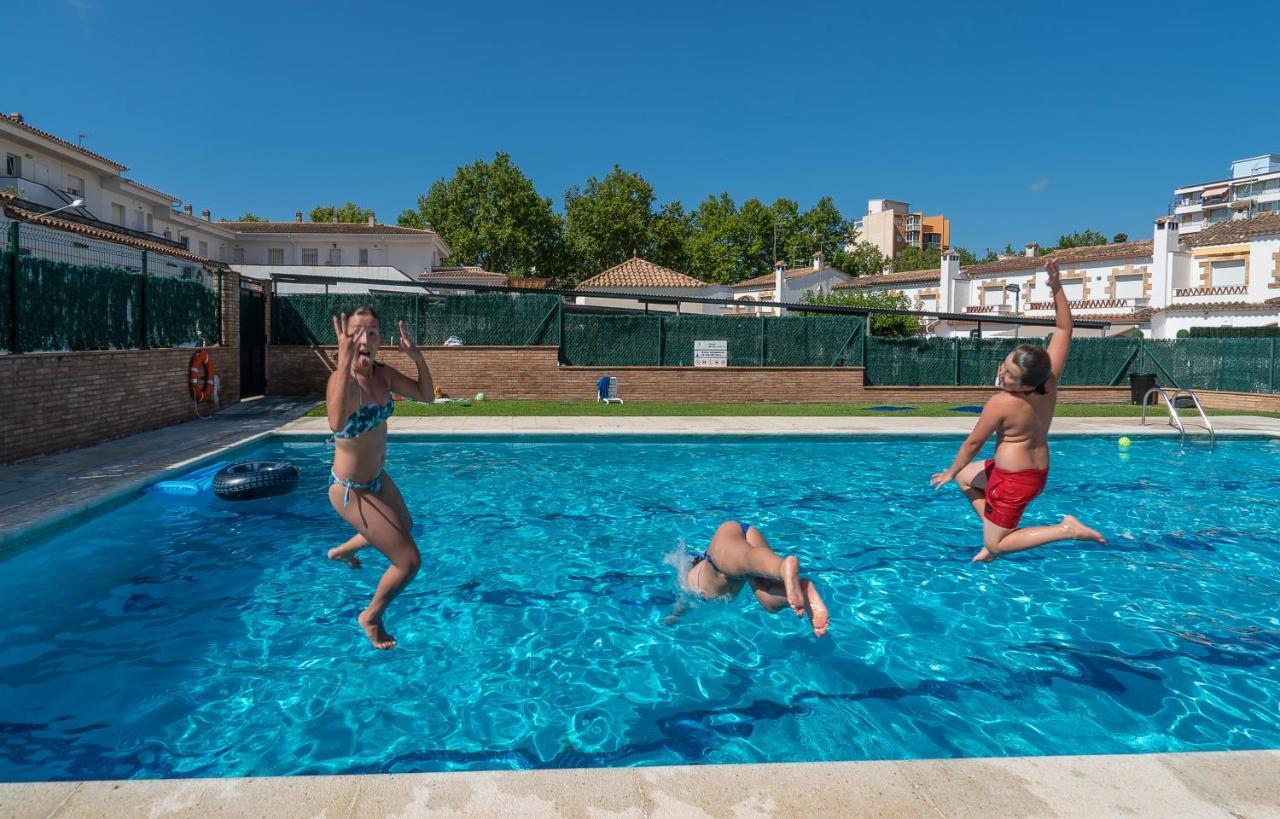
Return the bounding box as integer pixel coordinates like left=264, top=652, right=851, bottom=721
left=2, top=218, right=220, bottom=353
left=274, top=293, right=867, bottom=367
left=269, top=290, right=1280, bottom=394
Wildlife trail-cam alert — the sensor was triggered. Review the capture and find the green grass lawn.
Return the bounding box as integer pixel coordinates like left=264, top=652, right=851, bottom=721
left=305, top=400, right=1280, bottom=418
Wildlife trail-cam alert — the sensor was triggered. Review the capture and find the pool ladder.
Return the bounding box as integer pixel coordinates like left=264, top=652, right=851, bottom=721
left=1140, top=387, right=1215, bottom=447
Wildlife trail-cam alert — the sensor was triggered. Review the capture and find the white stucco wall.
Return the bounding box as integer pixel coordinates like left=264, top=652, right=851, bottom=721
left=575, top=286, right=733, bottom=314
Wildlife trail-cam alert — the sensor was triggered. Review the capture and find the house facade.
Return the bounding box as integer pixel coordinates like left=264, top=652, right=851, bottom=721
left=1173, top=154, right=1280, bottom=235
left=835, top=216, right=1280, bottom=339
left=729, top=253, right=854, bottom=315
left=853, top=198, right=950, bottom=260
left=1, top=113, right=449, bottom=291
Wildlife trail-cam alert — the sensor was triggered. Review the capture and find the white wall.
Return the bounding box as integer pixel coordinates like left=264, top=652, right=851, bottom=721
left=231, top=235, right=441, bottom=274
left=1152, top=309, right=1280, bottom=338
left=575, top=286, right=733, bottom=314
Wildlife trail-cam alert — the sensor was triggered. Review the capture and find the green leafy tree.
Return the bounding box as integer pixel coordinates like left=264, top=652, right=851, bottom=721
left=794, top=196, right=853, bottom=265
left=310, top=202, right=375, bottom=223
left=1051, top=228, right=1109, bottom=250
left=649, top=201, right=693, bottom=271
left=1112, top=232, right=1129, bottom=243
left=235, top=212, right=265, bottom=222
left=952, top=246, right=979, bottom=266
left=563, top=166, right=659, bottom=281
left=830, top=241, right=887, bottom=277
left=977, top=248, right=999, bottom=264
left=398, top=153, right=565, bottom=278
left=685, top=192, right=744, bottom=285
left=892, top=245, right=942, bottom=272
left=801, top=288, right=918, bottom=336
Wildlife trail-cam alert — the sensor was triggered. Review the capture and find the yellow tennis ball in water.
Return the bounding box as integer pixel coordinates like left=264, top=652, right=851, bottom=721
left=1118, top=436, right=1132, bottom=448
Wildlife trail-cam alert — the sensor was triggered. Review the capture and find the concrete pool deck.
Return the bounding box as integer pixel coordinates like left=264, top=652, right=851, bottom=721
left=3, top=751, right=1279, bottom=817
left=4, top=410, right=1280, bottom=816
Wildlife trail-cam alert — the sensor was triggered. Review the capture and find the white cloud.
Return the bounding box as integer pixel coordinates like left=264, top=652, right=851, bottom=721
left=1029, top=178, right=1051, bottom=194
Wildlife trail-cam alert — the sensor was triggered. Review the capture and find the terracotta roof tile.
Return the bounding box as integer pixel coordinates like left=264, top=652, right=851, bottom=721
left=3, top=202, right=229, bottom=268
left=575, top=257, right=708, bottom=289
left=1, top=114, right=128, bottom=171
left=220, top=221, right=439, bottom=236
left=1181, top=214, right=1280, bottom=247
left=834, top=268, right=939, bottom=288
left=423, top=266, right=504, bottom=278
left=120, top=178, right=179, bottom=203
left=964, top=240, right=1155, bottom=276
left=1155, top=300, right=1280, bottom=314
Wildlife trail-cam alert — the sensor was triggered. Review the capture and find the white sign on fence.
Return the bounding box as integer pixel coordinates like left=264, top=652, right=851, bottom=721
left=693, top=339, right=728, bottom=368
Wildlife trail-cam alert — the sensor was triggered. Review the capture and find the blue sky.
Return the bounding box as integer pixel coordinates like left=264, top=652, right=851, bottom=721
left=12, top=1, right=1278, bottom=254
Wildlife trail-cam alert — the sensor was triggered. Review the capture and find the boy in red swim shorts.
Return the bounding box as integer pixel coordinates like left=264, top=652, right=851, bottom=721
left=930, top=258, right=1106, bottom=562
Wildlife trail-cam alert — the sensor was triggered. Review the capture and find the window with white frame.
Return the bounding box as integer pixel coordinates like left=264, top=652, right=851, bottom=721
left=198, top=240, right=209, bottom=257
left=4, top=154, right=19, bottom=177
left=301, top=248, right=319, bottom=265
left=65, top=175, right=84, bottom=197
left=1114, top=275, right=1144, bottom=300
left=1211, top=259, right=1246, bottom=287
left=359, top=248, right=369, bottom=265
left=328, top=247, right=342, bottom=265
left=111, top=203, right=126, bottom=224
left=268, top=248, right=285, bottom=265
left=233, top=247, right=245, bottom=264
left=146, top=213, right=154, bottom=233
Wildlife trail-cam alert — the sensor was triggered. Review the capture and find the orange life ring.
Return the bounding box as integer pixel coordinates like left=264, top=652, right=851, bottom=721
left=189, top=351, right=215, bottom=402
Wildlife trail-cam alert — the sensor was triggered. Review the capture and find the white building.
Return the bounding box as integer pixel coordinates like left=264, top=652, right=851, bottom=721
left=1173, top=154, right=1280, bottom=235
left=729, top=253, right=854, bottom=315
left=834, top=215, right=1280, bottom=339
left=573, top=256, right=731, bottom=313
left=1, top=112, right=450, bottom=291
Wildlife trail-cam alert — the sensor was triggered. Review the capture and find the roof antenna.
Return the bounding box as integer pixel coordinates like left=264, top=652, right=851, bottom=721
left=77, top=132, right=90, bottom=146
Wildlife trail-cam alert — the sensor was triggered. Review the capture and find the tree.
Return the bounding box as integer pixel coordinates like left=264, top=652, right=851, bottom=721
left=977, top=248, right=999, bottom=264
left=801, top=288, right=918, bottom=336
left=310, top=202, right=375, bottom=223
left=1051, top=228, right=1109, bottom=250
left=795, top=196, right=853, bottom=265
left=892, top=245, right=942, bottom=272
left=1112, top=232, right=1129, bottom=243
left=398, top=153, right=565, bottom=278
left=952, top=246, right=979, bottom=266
left=563, top=166, right=658, bottom=281
left=649, top=201, right=692, bottom=272
left=685, top=192, right=744, bottom=285
left=235, top=212, right=265, bottom=222
left=830, top=241, right=887, bottom=277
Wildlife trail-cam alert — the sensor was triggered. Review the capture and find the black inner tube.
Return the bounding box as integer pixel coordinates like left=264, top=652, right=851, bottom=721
left=213, top=461, right=300, bottom=501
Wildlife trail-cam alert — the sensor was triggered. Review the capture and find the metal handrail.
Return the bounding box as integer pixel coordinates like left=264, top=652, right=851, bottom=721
left=1140, top=386, right=1215, bottom=447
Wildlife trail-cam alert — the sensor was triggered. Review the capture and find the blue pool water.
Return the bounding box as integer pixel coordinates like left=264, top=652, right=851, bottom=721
left=2, top=435, right=1279, bottom=782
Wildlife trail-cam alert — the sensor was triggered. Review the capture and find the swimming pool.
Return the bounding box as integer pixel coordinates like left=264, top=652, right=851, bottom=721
left=1, top=434, right=1278, bottom=782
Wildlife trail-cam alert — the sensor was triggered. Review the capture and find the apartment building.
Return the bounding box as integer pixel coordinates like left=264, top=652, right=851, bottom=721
left=853, top=198, right=950, bottom=260
left=1173, top=154, right=1280, bottom=235
left=0, top=112, right=449, bottom=289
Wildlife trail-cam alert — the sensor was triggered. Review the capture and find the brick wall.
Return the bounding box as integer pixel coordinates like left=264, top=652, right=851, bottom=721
left=267, top=345, right=1134, bottom=405
left=1194, top=390, right=1280, bottom=413
left=0, top=346, right=240, bottom=463
left=0, top=270, right=243, bottom=464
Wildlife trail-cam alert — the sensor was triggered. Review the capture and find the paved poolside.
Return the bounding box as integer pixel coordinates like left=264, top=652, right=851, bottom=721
left=3, top=409, right=1279, bottom=816
left=4, top=751, right=1278, bottom=817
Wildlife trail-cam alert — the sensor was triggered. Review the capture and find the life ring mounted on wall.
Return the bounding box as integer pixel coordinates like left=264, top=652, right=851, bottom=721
left=189, top=350, right=215, bottom=403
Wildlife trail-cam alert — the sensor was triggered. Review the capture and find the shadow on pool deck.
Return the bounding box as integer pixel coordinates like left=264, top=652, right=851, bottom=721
left=0, top=397, right=317, bottom=545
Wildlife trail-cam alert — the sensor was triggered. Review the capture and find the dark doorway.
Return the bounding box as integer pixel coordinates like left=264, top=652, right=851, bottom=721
left=239, top=285, right=266, bottom=398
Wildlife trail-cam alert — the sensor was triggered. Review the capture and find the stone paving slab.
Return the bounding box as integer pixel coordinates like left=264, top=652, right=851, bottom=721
left=3, top=751, right=1277, bottom=818
left=0, top=398, right=317, bottom=549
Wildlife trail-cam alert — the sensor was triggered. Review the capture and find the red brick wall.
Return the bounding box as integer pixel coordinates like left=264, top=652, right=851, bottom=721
left=0, top=346, right=240, bottom=463
left=1194, top=390, right=1280, bottom=413
left=267, top=345, right=1135, bottom=405
left=0, top=270, right=244, bottom=464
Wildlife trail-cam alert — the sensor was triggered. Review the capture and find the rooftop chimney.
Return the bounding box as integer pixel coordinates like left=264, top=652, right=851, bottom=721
left=367, top=214, right=376, bottom=227
left=295, top=211, right=303, bottom=223
left=8, top=113, right=23, bottom=124
left=201, top=209, right=210, bottom=222
left=1024, top=242, right=1039, bottom=257
left=183, top=204, right=193, bottom=216
left=812, top=250, right=825, bottom=271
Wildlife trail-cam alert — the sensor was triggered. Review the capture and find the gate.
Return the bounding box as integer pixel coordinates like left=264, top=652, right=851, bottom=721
left=239, top=285, right=266, bottom=397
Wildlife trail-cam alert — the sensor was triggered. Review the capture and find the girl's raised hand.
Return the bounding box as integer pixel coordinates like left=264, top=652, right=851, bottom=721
left=397, top=320, right=419, bottom=355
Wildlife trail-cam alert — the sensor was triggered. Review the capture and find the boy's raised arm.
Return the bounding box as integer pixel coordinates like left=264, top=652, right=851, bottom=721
left=1045, top=258, right=1072, bottom=380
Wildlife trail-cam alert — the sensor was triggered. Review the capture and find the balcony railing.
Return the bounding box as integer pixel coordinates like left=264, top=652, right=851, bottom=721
left=965, top=304, right=1014, bottom=314
left=1025, top=298, right=1148, bottom=311
left=1174, top=285, right=1248, bottom=298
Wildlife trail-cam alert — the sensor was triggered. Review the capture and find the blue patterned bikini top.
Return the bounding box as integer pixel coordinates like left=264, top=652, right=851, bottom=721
left=330, top=374, right=395, bottom=441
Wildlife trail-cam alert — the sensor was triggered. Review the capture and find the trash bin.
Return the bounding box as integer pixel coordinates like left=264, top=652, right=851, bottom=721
left=1130, top=372, right=1157, bottom=405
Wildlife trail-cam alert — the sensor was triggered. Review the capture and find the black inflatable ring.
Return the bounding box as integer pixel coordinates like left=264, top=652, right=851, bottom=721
left=212, top=461, right=300, bottom=501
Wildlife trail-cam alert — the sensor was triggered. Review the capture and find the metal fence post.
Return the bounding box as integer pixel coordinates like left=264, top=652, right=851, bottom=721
left=139, top=250, right=149, bottom=349
left=861, top=314, right=870, bottom=367
left=759, top=312, right=765, bottom=366
left=6, top=220, right=18, bottom=354
left=656, top=314, right=663, bottom=365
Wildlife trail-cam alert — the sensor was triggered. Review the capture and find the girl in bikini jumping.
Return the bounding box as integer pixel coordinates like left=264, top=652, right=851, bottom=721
left=325, top=308, right=433, bottom=649
left=930, top=258, right=1105, bottom=562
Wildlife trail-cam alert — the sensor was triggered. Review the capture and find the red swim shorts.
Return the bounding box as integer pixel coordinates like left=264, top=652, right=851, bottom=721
left=983, top=459, right=1049, bottom=529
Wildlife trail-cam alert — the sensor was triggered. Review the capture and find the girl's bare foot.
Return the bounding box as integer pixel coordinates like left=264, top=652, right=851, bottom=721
left=358, top=609, right=395, bottom=650
left=328, top=547, right=361, bottom=569
left=800, top=579, right=829, bottom=637
left=1061, top=515, right=1106, bottom=544
left=781, top=556, right=804, bottom=616
left=971, top=547, right=996, bottom=563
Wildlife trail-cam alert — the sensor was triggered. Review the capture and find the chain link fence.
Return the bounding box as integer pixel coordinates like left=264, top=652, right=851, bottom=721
left=2, top=216, right=220, bottom=353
